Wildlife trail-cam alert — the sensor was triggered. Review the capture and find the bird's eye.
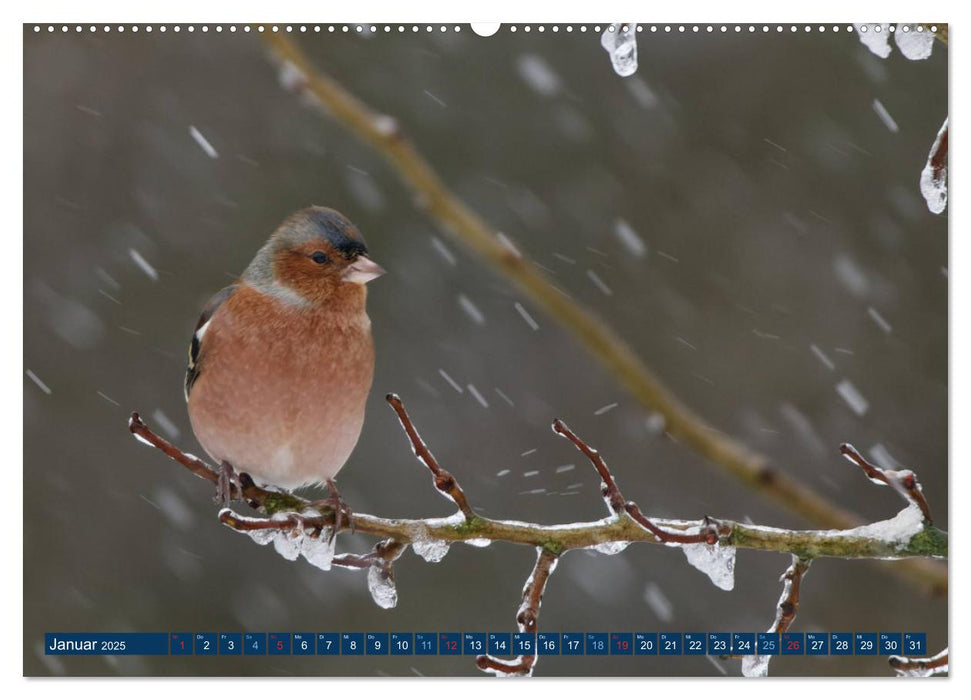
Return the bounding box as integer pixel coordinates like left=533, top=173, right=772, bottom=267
left=310, top=251, right=329, bottom=264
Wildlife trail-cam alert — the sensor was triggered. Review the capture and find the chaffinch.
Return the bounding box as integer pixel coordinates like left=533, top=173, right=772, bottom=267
left=184, top=206, right=385, bottom=504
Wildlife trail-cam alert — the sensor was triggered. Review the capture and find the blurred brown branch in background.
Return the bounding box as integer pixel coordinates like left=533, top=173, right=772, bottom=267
left=256, top=29, right=947, bottom=595
left=130, top=393, right=945, bottom=676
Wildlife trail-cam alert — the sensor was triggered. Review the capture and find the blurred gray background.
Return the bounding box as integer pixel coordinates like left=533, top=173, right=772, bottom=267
left=24, top=24, right=947, bottom=677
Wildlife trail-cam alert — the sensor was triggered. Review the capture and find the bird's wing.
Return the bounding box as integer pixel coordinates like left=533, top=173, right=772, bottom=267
left=185, top=284, right=238, bottom=401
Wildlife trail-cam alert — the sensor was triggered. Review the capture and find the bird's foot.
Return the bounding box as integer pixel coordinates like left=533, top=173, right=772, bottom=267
left=214, top=461, right=240, bottom=507
left=309, top=479, right=353, bottom=541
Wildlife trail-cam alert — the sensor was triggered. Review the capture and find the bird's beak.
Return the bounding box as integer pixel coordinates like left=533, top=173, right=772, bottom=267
left=342, top=255, right=386, bottom=285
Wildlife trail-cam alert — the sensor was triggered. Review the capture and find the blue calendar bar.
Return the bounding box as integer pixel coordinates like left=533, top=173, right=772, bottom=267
left=43, top=631, right=929, bottom=656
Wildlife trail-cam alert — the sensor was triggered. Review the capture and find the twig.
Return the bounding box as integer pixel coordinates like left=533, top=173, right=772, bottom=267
left=740, top=556, right=811, bottom=677
left=255, top=31, right=885, bottom=542
left=553, top=418, right=720, bottom=545
left=889, top=648, right=949, bottom=677
left=840, top=443, right=932, bottom=524
left=770, top=557, right=811, bottom=635
left=129, top=397, right=947, bottom=561
left=387, top=393, right=475, bottom=519
left=477, top=547, right=558, bottom=677
left=130, top=394, right=946, bottom=677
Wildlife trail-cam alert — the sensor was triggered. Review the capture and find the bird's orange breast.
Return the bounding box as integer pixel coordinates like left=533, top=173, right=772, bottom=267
left=187, top=285, right=375, bottom=489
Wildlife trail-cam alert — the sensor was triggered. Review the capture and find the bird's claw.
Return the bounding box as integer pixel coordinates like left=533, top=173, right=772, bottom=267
left=214, top=461, right=239, bottom=507
left=310, top=479, right=353, bottom=542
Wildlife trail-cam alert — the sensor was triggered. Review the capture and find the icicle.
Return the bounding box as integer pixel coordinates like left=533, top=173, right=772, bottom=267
left=920, top=118, right=948, bottom=214
left=367, top=565, right=398, bottom=609
left=600, top=24, right=638, bottom=77
left=412, top=538, right=450, bottom=563
left=681, top=541, right=736, bottom=591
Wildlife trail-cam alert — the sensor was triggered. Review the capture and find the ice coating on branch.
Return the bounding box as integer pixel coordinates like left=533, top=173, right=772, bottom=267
left=890, top=650, right=949, bottom=677
left=854, top=24, right=892, bottom=58
left=894, top=26, right=935, bottom=60
left=601, top=25, right=638, bottom=77
left=840, top=502, right=925, bottom=545
left=412, top=538, right=450, bottom=563
left=367, top=565, right=398, bottom=609
left=920, top=118, right=948, bottom=214
left=894, top=662, right=948, bottom=678
left=272, top=528, right=304, bottom=561
left=681, top=541, right=736, bottom=591
left=300, top=531, right=336, bottom=571
left=741, top=653, right=772, bottom=677
left=224, top=511, right=335, bottom=569
left=244, top=528, right=276, bottom=546
left=591, top=540, right=630, bottom=555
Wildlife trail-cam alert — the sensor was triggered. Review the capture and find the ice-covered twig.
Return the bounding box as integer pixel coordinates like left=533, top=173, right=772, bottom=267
left=255, top=31, right=918, bottom=564
left=129, top=405, right=947, bottom=561
left=840, top=443, right=932, bottom=524
left=553, top=418, right=721, bottom=545
left=889, top=647, right=949, bottom=677
left=477, top=548, right=558, bottom=677
left=741, top=556, right=811, bottom=677
left=386, top=393, right=475, bottom=519
left=920, top=118, right=948, bottom=215
left=131, top=400, right=946, bottom=676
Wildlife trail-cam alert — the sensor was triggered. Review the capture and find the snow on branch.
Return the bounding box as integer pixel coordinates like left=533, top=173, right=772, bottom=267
left=889, top=647, right=949, bottom=677
left=839, top=443, right=932, bottom=524
left=129, top=393, right=946, bottom=676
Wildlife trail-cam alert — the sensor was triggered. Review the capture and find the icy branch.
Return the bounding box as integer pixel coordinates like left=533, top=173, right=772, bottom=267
left=130, top=393, right=946, bottom=677
left=920, top=118, right=948, bottom=215
left=889, top=647, right=949, bottom=677
left=476, top=548, right=559, bottom=677
left=386, top=393, right=475, bottom=519
left=839, top=443, right=932, bottom=523
left=741, top=557, right=811, bottom=677
left=129, top=400, right=946, bottom=564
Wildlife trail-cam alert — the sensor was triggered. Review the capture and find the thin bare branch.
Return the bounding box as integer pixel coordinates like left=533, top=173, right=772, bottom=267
left=889, top=647, right=949, bottom=677
left=477, top=548, right=559, bottom=677
left=129, top=403, right=947, bottom=562
left=840, top=443, right=933, bottom=524
left=770, top=557, right=811, bottom=634
left=386, top=393, right=475, bottom=518
left=130, top=396, right=946, bottom=678
left=554, top=418, right=720, bottom=544
left=740, top=556, right=811, bottom=677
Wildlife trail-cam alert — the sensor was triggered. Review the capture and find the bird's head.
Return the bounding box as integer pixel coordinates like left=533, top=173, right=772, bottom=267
left=244, top=206, right=385, bottom=306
